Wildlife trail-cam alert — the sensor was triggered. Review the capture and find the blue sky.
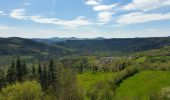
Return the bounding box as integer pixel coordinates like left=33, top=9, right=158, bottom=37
left=0, top=0, right=170, bottom=38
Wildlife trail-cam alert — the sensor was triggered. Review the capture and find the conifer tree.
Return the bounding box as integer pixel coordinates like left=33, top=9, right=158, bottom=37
left=32, top=64, right=36, bottom=78
left=41, top=64, right=48, bottom=89
left=16, top=56, right=22, bottom=81
left=80, top=62, right=83, bottom=74
left=48, top=60, right=55, bottom=85
left=7, top=60, right=16, bottom=84
left=38, top=61, right=42, bottom=81
left=48, top=60, right=62, bottom=99
left=0, top=68, right=6, bottom=89
left=22, top=61, right=28, bottom=78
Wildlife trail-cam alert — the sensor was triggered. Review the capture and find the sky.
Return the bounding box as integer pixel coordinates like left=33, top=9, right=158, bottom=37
left=0, top=0, right=170, bottom=38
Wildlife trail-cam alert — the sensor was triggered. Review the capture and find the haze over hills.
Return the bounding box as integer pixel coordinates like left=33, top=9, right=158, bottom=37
left=32, top=37, right=106, bottom=44
left=0, top=37, right=170, bottom=57
left=55, top=37, right=170, bottom=55
left=0, top=37, right=71, bottom=57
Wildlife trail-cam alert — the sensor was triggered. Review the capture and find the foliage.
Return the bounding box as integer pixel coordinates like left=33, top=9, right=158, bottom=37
left=16, top=56, right=22, bottom=81
left=0, top=68, right=6, bottom=89
left=150, top=86, right=170, bottom=100
left=1, top=39, right=170, bottom=100
left=7, top=60, right=16, bottom=84
left=1, top=37, right=170, bottom=57
left=0, top=37, right=72, bottom=57
left=114, top=65, right=139, bottom=86
left=55, top=37, right=170, bottom=56
left=41, top=65, right=48, bottom=90
left=78, top=71, right=116, bottom=98
left=0, top=81, right=43, bottom=100
left=88, top=80, right=115, bottom=100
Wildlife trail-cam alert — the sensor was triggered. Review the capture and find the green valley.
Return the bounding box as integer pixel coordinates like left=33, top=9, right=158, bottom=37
left=0, top=37, right=170, bottom=100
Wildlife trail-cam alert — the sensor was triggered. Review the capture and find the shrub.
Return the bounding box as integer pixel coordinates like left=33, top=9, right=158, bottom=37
left=0, top=81, right=43, bottom=100
left=150, top=86, right=170, bottom=100
left=88, top=80, right=115, bottom=100
left=114, top=66, right=139, bottom=86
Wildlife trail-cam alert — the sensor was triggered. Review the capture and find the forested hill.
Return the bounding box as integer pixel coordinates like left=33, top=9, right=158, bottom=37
left=55, top=37, right=170, bottom=55
left=0, top=37, right=71, bottom=57
left=0, top=37, right=170, bottom=57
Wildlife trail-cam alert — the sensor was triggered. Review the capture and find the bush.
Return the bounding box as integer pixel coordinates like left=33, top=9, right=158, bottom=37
left=150, top=86, right=170, bottom=100
left=114, top=66, right=139, bottom=86
left=0, top=81, right=43, bottom=100
left=88, top=80, right=115, bottom=100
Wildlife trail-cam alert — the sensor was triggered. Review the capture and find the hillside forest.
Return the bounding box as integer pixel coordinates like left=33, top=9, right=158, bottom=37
left=1, top=37, right=170, bottom=100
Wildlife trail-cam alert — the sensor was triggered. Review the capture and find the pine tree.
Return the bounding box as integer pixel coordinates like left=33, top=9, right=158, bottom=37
left=7, top=60, right=16, bottom=84
left=41, top=64, right=48, bottom=89
left=48, top=60, right=55, bottom=85
left=48, top=60, right=61, bottom=99
left=80, top=62, right=83, bottom=74
left=22, top=61, right=28, bottom=78
left=38, top=61, right=42, bottom=81
left=16, top=56, right=22, bottom=81
left=0, top=68, right=6, bottom=89
left=32, top=64, right=36, bottom=78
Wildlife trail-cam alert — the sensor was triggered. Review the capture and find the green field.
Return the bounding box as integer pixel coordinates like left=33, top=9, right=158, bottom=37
left=78, top=72, right=117, bottom=97
left=78, top=71, right=170, bottom=100
left=134, top=57, right=147, bottom=63
left=115, top=71, right=170, bottom=100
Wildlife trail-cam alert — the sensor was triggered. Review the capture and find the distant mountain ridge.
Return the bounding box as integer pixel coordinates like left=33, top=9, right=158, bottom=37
left=55, top=37, right=170, bottom=55
left=0, top=37, right=71, bottom=57
left=32, top=37, right=105, bottom=44
left=0, top=37, right=170, bottom=57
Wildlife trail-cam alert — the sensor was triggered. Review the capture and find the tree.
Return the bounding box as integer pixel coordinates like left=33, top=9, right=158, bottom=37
left=16, top=57, right=22, bottom=81
left=80, top=62, right=84, bottom=74
left=48, top=60, right=61, bottom=99
left=32, top=64, right=36, bottom=78
left=22, top=61, right=28, bottom=79
left=0, top=81, right=43, bottom=100
left=48, top=60, right=55, bottom=86
left=60, top=68, right=83, bottom=100
left=38, top=61, right=45, bottom=89
left=7, top=60, right=16, bottom=84
left=0, top=68, right=6, bottom=89
left=88, top=80, right=114, bottom=100
left=38, top=61, right=42, bottom=80
left=41, top=64, right=48, bottom=90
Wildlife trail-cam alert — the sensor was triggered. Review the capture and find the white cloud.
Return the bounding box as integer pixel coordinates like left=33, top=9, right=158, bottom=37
left=97, top=11, right=113, bottom=22
left=163, top=0, right=170, bottom=4
left=30, top=16, right=92, bottom=27
left=85, top=0, right=116, bottom=24
left=9, top=9, right=92, bottom=27
left=0, top=10, right=5, bottom=15
left=124, top=0, right=170, bottom=11
left=1, top=26, right=169, bottom=38
left=85, top=0, right=101, bottom=5
left=9, top=9, right=28, bottom=20
left=0, top=25, right=16, bottom=30
left=24, top=2, right=31, bottom=6
left=93, top=4, right=118, bottom=12
left=116, top=12, right=170, bottom=25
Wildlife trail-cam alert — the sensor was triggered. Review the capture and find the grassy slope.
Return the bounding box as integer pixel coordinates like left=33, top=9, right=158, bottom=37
left=115, top=71, right=170, bottom=100
left=78, top=72, right=116, bottom=99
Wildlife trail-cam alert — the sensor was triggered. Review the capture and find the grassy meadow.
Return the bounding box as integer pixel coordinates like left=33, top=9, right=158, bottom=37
left=115, top=71, right=170, bottom=99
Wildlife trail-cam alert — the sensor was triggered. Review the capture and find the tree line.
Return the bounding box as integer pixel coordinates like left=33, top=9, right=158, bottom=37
left=0, top=56, right=83, bottom=100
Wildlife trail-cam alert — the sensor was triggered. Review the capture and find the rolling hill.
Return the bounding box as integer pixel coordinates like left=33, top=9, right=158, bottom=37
left=1, top=37, right=170, bottom=57
left=55, top=37, right=170, bottom=55
left=32, top=37, right=105, bottom=44
left=0, top=37, right=71, bottom=57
